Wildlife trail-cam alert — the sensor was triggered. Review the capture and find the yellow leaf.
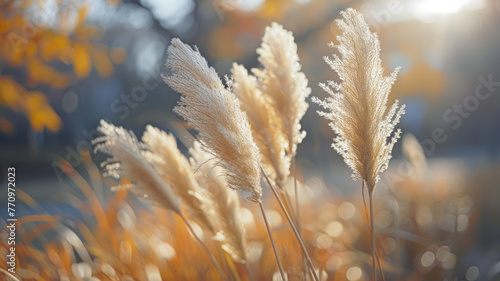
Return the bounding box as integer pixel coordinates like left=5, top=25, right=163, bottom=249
left=29, top=110, right=46, bottom=132
left=76, top=6, right=88, bottom=27
left=25, top=92, right=62, bottom=132
left=26, top=91, right=47, bottom=111
left=91, top=48, right=113, bottom=78
left=73, top=45, right=92, bottom=78
left=42, top=107, right=62, bottom=132
left=0, top=78, right=20, bottom=108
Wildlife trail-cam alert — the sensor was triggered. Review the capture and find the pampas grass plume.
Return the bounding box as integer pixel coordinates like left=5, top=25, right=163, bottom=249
left=232, top=63, right=290, bottom=186
left=163, top=38, right=262, bottom=202
left=190, top=141, right=248, bottom=263
left=93, top=120, right=181, bottom=213
left=312, top=8, right=405, bottom=193
left=141, top=125, right=219, bottom=233
left=254, top=23, right=311, bottom=159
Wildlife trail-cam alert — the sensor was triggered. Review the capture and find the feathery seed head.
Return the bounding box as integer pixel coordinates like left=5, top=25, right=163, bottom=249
left=141, top=125, right=219, bottom=233
left=190, top=141, right=248, bottom=263
left=312, top=8, right=405, bottom=193
left=163, top=38, right=262, bottom=202
left=93, top=120, right=181, bottom=213
left=255, top=22, right=311, bottom=158
left=232, top=63, right=290, bottom=187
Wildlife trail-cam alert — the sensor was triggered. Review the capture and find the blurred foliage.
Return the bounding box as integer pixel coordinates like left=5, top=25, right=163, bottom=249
left=0, top=0, right=126, bottom=134
left=209, top=0, right=447, bottom=104
left=0, top=143, right=479, bottom=281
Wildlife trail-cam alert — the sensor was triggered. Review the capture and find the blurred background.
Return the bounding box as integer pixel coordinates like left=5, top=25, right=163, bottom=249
left=1, top=0, right=500, bottom=280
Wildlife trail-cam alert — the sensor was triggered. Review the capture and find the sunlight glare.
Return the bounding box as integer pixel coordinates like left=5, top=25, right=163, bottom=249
left=418, top=0, right=472, bottom=14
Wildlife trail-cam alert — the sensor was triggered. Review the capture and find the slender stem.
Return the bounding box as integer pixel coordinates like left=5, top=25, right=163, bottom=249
left=227, top=252, right=244, bottom=281
left=259, top=201, right=287, bottom=281
left=363, top=182, right=385, bottom=281
left=244, top=261, right=255, bottom=281
left=369, top=192, right=377, bottom=281
left=261, top=167, right=320, bottom=281
left=292, top=159, right=307, bottom=281
left=180, top=214, right=230, bottom=281
left=279, top=179, right=308, bottom=280
left=217, top=245, right=235, bottom=281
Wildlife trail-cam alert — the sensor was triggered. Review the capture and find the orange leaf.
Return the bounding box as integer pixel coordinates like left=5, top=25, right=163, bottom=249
left=0, top=78, right=20, bottom=108
left=91, top=48, right=113, bottom=78
left=73, top=45, right=92, bottom=78
left=25, top=92, right=62, bottom=132
left=76, top=6, right=88, bottom=27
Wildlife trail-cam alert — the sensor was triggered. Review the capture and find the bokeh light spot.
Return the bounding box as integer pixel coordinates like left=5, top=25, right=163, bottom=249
left=346, top=266, right=362, bottom=281
left=338, top=202, right=355, bottom=220
left=421, top=251, right=435, bottom=267
left=466, top=266, right=479, bottom=281
left=326, top=221, right=343, bottom=238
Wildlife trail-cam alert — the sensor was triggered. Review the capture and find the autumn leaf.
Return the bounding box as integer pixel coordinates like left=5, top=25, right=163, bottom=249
left=0, top=78, right=20, bottom=108
left=0, top=0, right=122, bottom=133
left=76, top=6, right=88, bottom=27
left=91, top=47, right=113, bottom=78
left=73, top=45, right=92, bottom=78
left=25, top=92, right=62, bottom=132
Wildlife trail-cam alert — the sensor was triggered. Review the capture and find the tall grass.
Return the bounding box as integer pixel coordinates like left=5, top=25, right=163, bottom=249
left=313, top=9, right=405, bottom=280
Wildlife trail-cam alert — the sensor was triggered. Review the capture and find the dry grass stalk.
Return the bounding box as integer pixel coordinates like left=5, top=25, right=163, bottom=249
left=163, top=38, right=262, bottom=203
left=313, top=8, right=406, bottom=281
left=231, top=63, right=290, bottom=186
left=254, top=22, right=311, bottom=159
left=250, top=23, right=312, bottom=279
left=141, top=125, right=218, bottom=233
left=312, top=8, right=405, bottom=194
left=189, top=141, right=248, bottom=264
left=93, top=120, right=181, bottom=214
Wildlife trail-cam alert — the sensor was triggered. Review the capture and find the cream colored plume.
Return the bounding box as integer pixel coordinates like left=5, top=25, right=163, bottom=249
left=254, top=22, right=311, bottom=158
left=141, top=125, right=218, bottom=233
left=163, top=38, right=262, bottom=202
left=189, top=141, right=248, bottom=263
left=232, top=63, right=290, bottom=186
left=93, top=120, right=180, bottom=213
left=312, top=8, right=405, bottom=193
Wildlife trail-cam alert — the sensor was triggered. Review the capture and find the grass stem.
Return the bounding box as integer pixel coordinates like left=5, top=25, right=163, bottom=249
left=259, top=201, right=287, bottom=281
left=292, top=159, right=307, bottom=281
left=369, top=192, right=377, bottom=281
left=261, top=166, right=319, bottom=281
left=180, top=214, right=230, bottom=281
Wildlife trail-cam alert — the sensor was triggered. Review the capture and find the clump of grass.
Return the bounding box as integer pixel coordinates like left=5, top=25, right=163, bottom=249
left=94, top=121, right=229, bottom=281
left=163, top=31, right=323, bottom=280
left=2, top=144, right=472, bottom=281
left=312, top=8, right=405, bottom=281
left=162, top=37, right=289, bottom=280
left=232, top=23, right=312, bottom=279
